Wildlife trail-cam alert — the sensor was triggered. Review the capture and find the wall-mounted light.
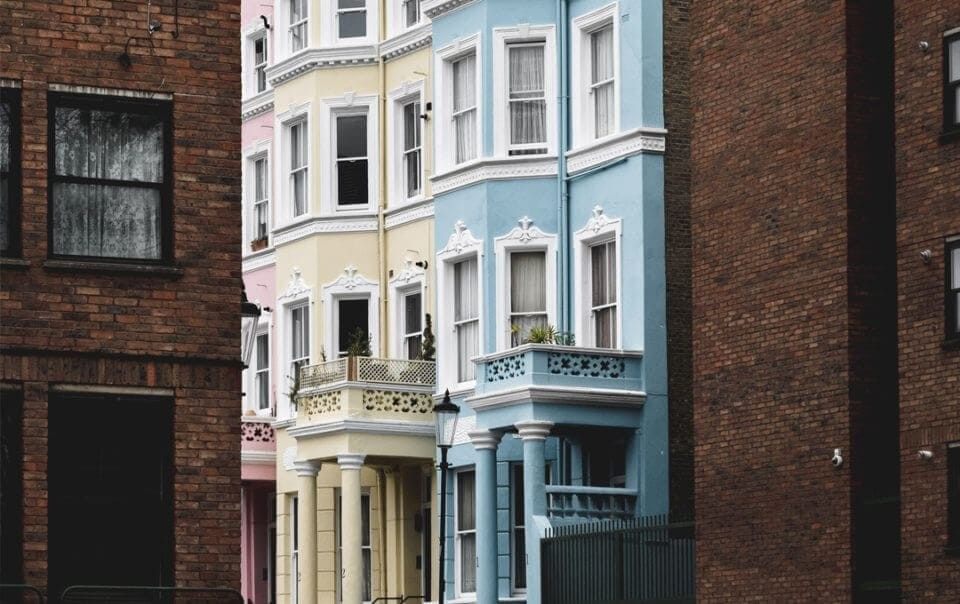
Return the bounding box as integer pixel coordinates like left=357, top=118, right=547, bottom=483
left=831, top=448, right=843, bottom=468
left=918, top=40, right=930, bottom=52
left=920, top=249, right=932, bottom=264
left=917, top=449, right=934, bottom=460
left=415, top=260, right=429, bottom=269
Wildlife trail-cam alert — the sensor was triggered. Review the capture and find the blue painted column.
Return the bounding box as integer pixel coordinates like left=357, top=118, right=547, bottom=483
left=468, top=429, right=501, bottom=604
left=516, top=420, right=554, bottom=604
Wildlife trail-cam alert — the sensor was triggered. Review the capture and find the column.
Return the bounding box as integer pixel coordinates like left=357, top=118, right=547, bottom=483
left=338, top=453, right=366, bottom=604
left=515, top=420, right=553, bottom=604
left=384, top=468, right=401, bottom=598
left=468, top=429, right=502, bottom=604
left=293, top=461, right=320, bottom=604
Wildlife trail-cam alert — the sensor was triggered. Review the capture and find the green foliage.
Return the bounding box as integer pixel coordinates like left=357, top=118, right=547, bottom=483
left=419, top=313, right=436, bottom=361
left=346, top=328, right=372, bottom=357
left=526, top=325, right=557, bottom=344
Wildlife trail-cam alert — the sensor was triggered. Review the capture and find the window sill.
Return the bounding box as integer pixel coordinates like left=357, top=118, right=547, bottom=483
left=943, top=337, right=960, bottom=351
left=939, top=129, right=960, bottom=144
left=43, top=259, right=184, bottom=278
left=0, top=257, right=30, bottom=269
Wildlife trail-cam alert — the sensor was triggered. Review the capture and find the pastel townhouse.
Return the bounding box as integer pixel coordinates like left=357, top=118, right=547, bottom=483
left=241, top=1, right=441, bottom=602
left=426, top=0, right=674, bottom=603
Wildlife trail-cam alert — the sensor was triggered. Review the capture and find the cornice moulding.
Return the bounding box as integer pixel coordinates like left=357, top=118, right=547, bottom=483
left=288, top=419, right=435, bottom=439
left=380, top=25, right=432, bottom=61
left=266, top=46, right=379, bottom=86
left=467, top=385, right=647, bottom=411
left=423, top=0, right=477, bottom=19
left=241, top=90, right=275, bottom=120
left=566, top=127, right=668, bottom=174
left=241, top=451, right=276, bottom=465
left=431, top=157, right=558, bottom=195
left=273, top=215, right=379, bottom=245
left=242, top=248, right=276, bottom=273
left=385, top=199, right=435, bottom=229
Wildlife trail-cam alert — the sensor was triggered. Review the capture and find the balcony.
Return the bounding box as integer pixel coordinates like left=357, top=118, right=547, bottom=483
left=295, top=356, right=436, bottom=428
left=474, top=344, right=644, bottom=395
left=546, top=485, right=638, bottom=524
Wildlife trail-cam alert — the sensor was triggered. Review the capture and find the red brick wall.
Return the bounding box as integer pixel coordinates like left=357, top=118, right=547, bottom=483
left=894, top=2, right=960, bottom=600
left=690, top=1, right=857, bottom=599
left=1, top=0, right=242, bottom=593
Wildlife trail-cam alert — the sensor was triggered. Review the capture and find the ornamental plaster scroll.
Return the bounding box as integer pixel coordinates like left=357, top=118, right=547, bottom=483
left=325, top=266, right=378, bottom=291
left=439, top=220, right=482, bottom=256
left=279, top=267, right=311, bottom=301
left=498, top=216, right=553, bottom=245
left=389, top=258, right=426, bottom=285
left=578, top=205, right=619, bottom=236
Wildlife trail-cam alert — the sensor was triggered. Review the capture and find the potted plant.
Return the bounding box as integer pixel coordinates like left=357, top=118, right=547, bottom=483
left=250, top=237, right=269, bottom=252
left=345, top=328, right=372, bottom=380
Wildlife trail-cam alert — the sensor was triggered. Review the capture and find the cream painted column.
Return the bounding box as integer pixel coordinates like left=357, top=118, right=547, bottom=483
left=384, top=468, right=401, bottom=598
left=515, top=420, right=554, bottom=604
left=338, top=453, right=366, bottom=604
left=294, top=461, right=321, bottom=604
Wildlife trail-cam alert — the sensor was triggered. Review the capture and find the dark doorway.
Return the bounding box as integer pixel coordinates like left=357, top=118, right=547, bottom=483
left=1, top=388, right=23, bottom=585
left=338, top=298, right=369, bottom=357
left=48, top=393, right=173, bottom=600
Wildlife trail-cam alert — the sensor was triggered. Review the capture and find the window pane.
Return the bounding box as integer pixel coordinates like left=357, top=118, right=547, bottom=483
left=457, top=471, right=475, bottom=530
left=337, top=115, right=367, bottom=158
left=338, top=0, right=366, bottom=39
left=405, top=0, right=419, bottom=27
left=256, top=334, right=269, bottom=370
left=255, top=158, right=268, bottom=201
left=591, top=243, right=608, bottom=306
left=952, top=246, right=960, bottom=289
left=1, top=100, right=10, bottom=253
left=454, top=258, right=478, bottom=322
left=291, top=122, right=305, bottom=167
left=55, top=107, right=164, bottom=183
left=453, top=55, right=476, bottom=113
left=511, top=252, right=546, bottom=313
left=403, top=102, right=420, bottom=150
left=405, top=292, right=422, bottom=334
left=460, top=533, right=476, bottom=592
left=337, top=159, right=368, bottom=205
left=594, top=306, right=616, bottom=349
left=950, top=39, right=960, bottom=83
left=339, top=0, right=364, bottom=7
left=949, top=446, right=960, bottom=545
left=52, top=184, right=161, bottom=259
left=590, top=26, right=614, bottom=85
left=338, top=298, right=369, bottom=356
left=405, top=148, right=421, bottom=197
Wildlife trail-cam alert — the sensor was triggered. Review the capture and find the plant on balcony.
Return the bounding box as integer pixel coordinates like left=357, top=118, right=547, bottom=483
left=419, top=313, right=436, bottom=361
left=286, top=371, right=301, bottom=410
left=250, top=237, right=268, bottom=252
left=523, top=325, right=575, bottom=346
left=346, top=328, right=372, bottom=357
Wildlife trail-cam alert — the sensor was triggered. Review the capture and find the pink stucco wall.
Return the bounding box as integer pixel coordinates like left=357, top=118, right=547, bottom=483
left=241, top=0, right=273, bottom=35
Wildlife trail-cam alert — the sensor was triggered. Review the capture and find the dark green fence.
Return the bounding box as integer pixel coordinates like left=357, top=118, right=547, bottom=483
left=541, top=514, right=695, bottom=604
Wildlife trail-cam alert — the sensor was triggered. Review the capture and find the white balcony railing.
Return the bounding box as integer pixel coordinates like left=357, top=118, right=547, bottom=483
left=299, top=356, right=435, bottom=389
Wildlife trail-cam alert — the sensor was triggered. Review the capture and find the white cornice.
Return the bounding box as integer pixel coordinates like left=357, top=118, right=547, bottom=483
left=475, top=343, right=644, bottom=364
left=431, top=157, right=558, bottom=195
left=241, top=415, right=277, bottom=424
left=467, top=385, right=646, bottom=411
left=566, top=127, right=667, bottom=175
left=242, top=248, right=276, bottom=273
left=423, top=0, right=477, bottom=19
left=273, top=215, right=379, bottom=246
left=241, top=450, right=276, bottom=465
left=380, top=24, right=432, bottom=61
left=288, top=419, right=435, bottom=440
left=266, top=46, right=379, bottom=86
left=275, top=418, right=297, bottom=431
left=385, top=199, right=435, bottom=229
left=241, top=89, right=275, bottom=121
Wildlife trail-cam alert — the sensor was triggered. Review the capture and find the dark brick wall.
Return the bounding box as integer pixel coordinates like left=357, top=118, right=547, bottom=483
left=894, top=2, right=960, bottom=601
left=0, top=0, right=242, bottom=594
left=690, top=1, right=857, bottom=599
left=662, top=0, right=693, bottom=522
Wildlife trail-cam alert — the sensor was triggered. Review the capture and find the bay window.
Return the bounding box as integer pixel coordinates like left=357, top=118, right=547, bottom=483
left=454, top=257, right=479, bottom=382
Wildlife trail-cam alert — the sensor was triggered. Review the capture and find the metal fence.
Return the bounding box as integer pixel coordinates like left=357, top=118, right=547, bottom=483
left=541, top=515, right=695, bottom=604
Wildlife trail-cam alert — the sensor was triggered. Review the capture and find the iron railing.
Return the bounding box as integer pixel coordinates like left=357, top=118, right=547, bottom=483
left=542, top=515, right=695, bottom=604
left=58, top=585, right=244, bottom=603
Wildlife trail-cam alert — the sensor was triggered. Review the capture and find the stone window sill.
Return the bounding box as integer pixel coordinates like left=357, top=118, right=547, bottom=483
left=44, top=259, right=184, bottom=278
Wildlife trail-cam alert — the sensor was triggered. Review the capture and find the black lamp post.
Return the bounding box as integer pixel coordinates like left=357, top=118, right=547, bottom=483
left=241, top=285, right=262, bottom=368
left=433, top=389, right=460, bottom=604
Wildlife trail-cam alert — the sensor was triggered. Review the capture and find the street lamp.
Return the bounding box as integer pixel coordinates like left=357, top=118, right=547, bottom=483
left=433, top=389, right=460, bottom=604
left=241, top=285, right=262, bottom=367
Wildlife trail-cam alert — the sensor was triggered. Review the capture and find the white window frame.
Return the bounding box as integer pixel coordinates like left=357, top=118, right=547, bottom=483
left=571, top=3, right=620, bottom=148
left=387, top=80, right=426, bottom=207
left=278, top=268, right=314, bottom=419
left=492, top=25, right=557, bottom=158
left=320, top=94, right=379, bottom=215
left=435, top=33, right=483, bottom=175
left=276, top=102, right=311, bottom=225
left=389, top=260, right=427, bottom=359
left=454, top=469, right=477, bottom=599
left=282, top=0, right=309, bottom=57
left=573, top=207, right=622, bottom=349
left=494, top=217, right=557, bottom=350
left=336, top=489, right=373, bottom=603
left=436, top=221, right=484, bottom=390
left=320, top=0, right=379, bottom=46
left=242, top=139, right=272, bottom=249
left=244, top=311, right=273, bottom=415
left=242, top=22, right=271, bottom=99
left=322, top=267, right=380, bottom=360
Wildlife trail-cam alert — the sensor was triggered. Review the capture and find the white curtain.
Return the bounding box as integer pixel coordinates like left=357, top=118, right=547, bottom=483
left=511, top=251, right=547, bottom=338
left=290, top=122, right=307, bottom=215
left=509, top=44, right=546, bottom=147
left=52, top=107, right=163, bottom=259
left=453, top=55, right=477, bottom=163
left=457, top=472, right=477, bottom=593
left=591, top=26, right=615, bottom=138
left=290, top=0, right=306, bottom=51
left=454, top=257, right=479, bottom=381
left=591, top=242, right=617, bottom=348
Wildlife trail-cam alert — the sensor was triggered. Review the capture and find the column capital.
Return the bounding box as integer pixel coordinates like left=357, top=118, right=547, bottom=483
left=468, top=429, right=502, bottom=451
left=293, top=460, right=320, bottom=477
left=515, top=420, right=554, bottom=441
left=337, top=453, right=366, bottom=471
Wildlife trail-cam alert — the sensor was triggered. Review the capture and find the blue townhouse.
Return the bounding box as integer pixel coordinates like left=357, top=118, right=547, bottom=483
left=424, top=0, right=670, bottom=601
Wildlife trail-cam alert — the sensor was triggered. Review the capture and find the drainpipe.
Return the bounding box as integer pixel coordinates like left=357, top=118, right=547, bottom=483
left=557, top=0, right=571, bottom=334
left=378, top=7, right=388, bottom=357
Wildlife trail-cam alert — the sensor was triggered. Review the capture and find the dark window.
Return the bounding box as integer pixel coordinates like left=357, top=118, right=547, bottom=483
left=946, top=32, right=960, bottom=134
left=949, top=444, right=960, bottom=549
left=512, top=464, right=526, bottom=591
left=403, top=0, right=420, bottom=28
left=48, top=93, right=172, bottom=262
left=48, top=393, right=173, bottom=596
left=1, top=87, right=22, bottom=257
left=0, top=388, right=23, bottom=584
left=337, top=0, right=366, bottom=39
left=403, top=100, right=422, bottom=198
left=338, top=298, right=369, bottom=357
left=336, top=114, right=368, bottom=206
left=254, top=35, right=268, bottom=94
left=404, top=291, right=423, bottom=359
left=948, top=239, right=960, bottom=339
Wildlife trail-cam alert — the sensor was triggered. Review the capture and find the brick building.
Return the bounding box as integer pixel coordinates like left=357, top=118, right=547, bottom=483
left=691, top=0, right=959, bottom=601
left=0, top=0, right=243, bottom=599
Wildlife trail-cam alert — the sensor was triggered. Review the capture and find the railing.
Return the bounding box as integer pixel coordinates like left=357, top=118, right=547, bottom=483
left=299, top=357, right=435, bottom=389
left=59, top=585, right=244, bottom=603
left=240, top=418, right=275, bottom=450
left=542, top=515, right=695, bottom=604
left=546, top=485, right=638, bottom=522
